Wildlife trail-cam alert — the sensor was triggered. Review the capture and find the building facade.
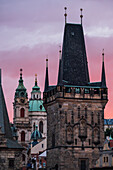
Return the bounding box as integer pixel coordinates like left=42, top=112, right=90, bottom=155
left=13, top=70, right=47, bottom=166
left=43, top=23, right=108, bottom=170
left=0, top=69, right=23, bottom=170
left=29, top=74, right=47, bottom=138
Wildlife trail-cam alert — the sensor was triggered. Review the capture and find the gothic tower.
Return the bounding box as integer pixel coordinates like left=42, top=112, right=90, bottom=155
left=13, top=69, right=31, bottom=165
left=43, top=22, right=108, bottom=170
left=29, top=74, right=47, bottom=138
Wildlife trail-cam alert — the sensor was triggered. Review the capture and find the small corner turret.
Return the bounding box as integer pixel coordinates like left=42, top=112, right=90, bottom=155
left=44, top=58, right=49, bottom=92
left=101, top=49, right=106, bottom=88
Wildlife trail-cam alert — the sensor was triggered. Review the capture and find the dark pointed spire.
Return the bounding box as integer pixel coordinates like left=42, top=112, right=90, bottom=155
left=44, top=59, right=49, bottom=92
left=101, top=49, right=106, bottom=88
left=61, top=23, right=90, bottom=85
left=57, top=47, right=62, bottom=85
left=0, top=68, right=13, bottom=139
left=0, top=69, right=1, bottom=85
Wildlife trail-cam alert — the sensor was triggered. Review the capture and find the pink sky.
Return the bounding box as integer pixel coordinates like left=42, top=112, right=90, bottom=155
left=0, top=0, right=113, bottom=122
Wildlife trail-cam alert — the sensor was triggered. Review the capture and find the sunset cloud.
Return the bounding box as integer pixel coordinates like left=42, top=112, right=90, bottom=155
left=0, top=0, right=113, bottom=121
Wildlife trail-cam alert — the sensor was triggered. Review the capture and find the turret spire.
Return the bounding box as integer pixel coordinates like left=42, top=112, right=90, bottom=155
left=57, top=46, right=62, bottom=85
left=35, top=74, right=37, bottom=86
left=44, top=58, right=49, bottom=92
left=80, top=8, right=83, bottom=25
left=101, top=49, right=106, bottom=87
left=64, top=7, right=67, bottom=24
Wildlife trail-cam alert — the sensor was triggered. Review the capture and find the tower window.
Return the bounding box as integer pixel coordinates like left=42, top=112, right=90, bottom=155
left=20, top=108, right=25, bottom=117
left=37, top=94, right=38, bottom=99
left=21, top=131, right=25, bottom=142
left=22, top=154, right=25, bottom=161
left=52, top=133, right=55, bottom=148
left=39, top=121, right=43, bottom=133
left=98, top=113, right=100, bottom=124
left=9, top=159, right=14, bottom=168
left=91, top=112, right=94, bottom=124
left=85, top=107, right=87, bottom=119
left=89, top=139, right=91, bottom=145
left=34, top=95, right=35, bottom=99
left=40, top=105, right=42, bottom=110
left=78, top=107, right=80, bottom=118
left=75, top=88, right=80, bottom=94
left=75, top=139, right=77, bottom=145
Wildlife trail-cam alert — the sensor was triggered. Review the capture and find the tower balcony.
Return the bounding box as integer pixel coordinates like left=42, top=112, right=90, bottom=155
left=43, top=85, right=108, bottom=104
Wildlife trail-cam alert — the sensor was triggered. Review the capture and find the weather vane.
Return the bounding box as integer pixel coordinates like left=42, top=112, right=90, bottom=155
left=64, top=7, right=67, bottom=24
left=80, top=8, right=83, bottom=25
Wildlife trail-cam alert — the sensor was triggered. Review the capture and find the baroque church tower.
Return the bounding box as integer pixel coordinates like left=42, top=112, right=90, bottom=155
left=13, top=69, right=31, bottom=164
left=29, top=74, right=47, bottom=138
left=43, top=14, right=108, bottom=170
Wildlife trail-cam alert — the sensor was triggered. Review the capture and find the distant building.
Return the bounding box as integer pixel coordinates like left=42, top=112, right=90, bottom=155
left=0, top=69, right=23, bottom=170
left=104, top=119, right=113, bottom=131
left=13, top=70, right=47, bottom=167
left=43, top=21, right=108, bottom=170
left=92, top=139, right=113, bottom=169
left=30, top=125, right=46, bottom=169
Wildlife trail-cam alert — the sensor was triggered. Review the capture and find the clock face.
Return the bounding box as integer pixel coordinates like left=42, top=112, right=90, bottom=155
left=20, top=99, right=25, bottom=103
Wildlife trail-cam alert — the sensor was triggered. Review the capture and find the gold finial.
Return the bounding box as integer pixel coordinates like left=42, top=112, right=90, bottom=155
left=35, top=74, right=37, bottom=86
left=102, top=49, right=104, bottom=62
left=64, top=7, right=67, bottom=24
left=80, top=8, right=83, bottom=25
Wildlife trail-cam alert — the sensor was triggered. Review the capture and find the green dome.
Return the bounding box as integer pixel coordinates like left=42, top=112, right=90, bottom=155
left=31, top=125, right=42, bottom=141
left=29, top=100, right=46, bottom=112
left=32, top=85, right=40, bottom=92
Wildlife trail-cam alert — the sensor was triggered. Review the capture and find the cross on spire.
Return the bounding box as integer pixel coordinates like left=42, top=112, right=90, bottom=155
left=64, top=7, right=67, bottom=24
left=80, top=8, right=83, bottom=25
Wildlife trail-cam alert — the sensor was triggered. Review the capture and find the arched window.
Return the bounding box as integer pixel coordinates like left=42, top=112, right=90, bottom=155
left=39, top=121, right=43, bottom=133
left=52, top=133, right=55, bottom=148
left=22, top=154, right=25, bottom=161
left=20, top=108, right=25, bottom=117
left=21, top=131, right=25, bottom=142
left=78, top=107, right=80, bottom=118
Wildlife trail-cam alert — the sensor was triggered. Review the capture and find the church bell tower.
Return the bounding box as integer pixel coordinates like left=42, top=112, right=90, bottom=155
left=13, top=69, right=31, bottom=164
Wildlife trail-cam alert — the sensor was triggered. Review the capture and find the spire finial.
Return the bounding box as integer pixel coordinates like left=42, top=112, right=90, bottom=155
left=20, top=68, right=23, bottom=80
left=102, top=49, right=104, bottom=62
left=59, top=45, right=61, bottom=60
left=46, top=58, right=48, bottom=68
left=80, top=8, right=83, bottom=25
left=64, top=7, right=67, bottom=24
left=35, top=74, right=37, bottom=86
